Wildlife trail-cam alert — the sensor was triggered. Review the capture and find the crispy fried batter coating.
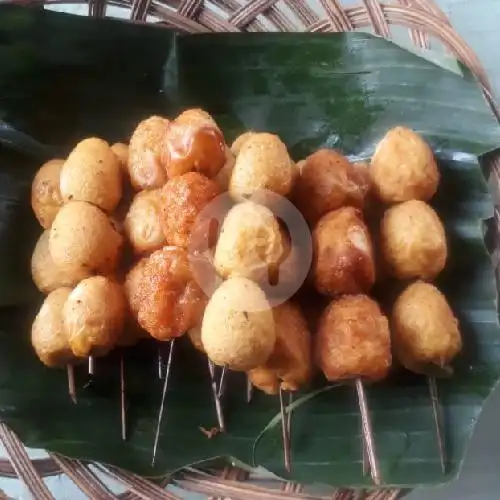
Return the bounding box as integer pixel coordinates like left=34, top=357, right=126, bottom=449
left=214, top=146, right=235, bottom=191
left=315, top=295, right=391, bottom=382
left=370, top=126, right=439, bottom=203
left=312, top=207, right=375, bottom=296
left=392, top=281, right=461, bottom=374
left=230, top=131, right=256, bottom=157
left=381, top=200, right=447, bottom=280
left=248, top=301, right=311, bottom=395
left=111, top=142, right=129, bottom=173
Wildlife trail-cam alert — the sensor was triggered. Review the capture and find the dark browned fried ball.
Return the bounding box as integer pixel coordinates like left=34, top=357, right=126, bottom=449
left=392, top=281, right=461, bottom=374
left=293, top=149, right=371, bottom=225
left=315, top=295, right=391, bottom=382
left=312, top=206, right=375, bottom=296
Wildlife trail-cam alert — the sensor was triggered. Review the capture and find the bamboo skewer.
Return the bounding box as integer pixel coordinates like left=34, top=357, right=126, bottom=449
left=88, top=356, right=95, bottom=377
left=207, top=360, right=226, bottom=432
left=217, top=366, right=227, bottom=399
left=428, top=376, right=446, bottom=473
left=157, top=348, right=164, bottom=380
left=245, top=376, right=254, bottom=404
left=120, top=353, right=127, bottom=441
left=279, top=386, right=292, bottom=473
left=67, top=365, right=77, bottom=404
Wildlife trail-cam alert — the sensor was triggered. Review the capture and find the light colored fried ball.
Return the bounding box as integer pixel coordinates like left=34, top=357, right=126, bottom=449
left=111, top=142, right=129, bottom=172
left=128, top=116, right=169, bottom=190
left=31, top=287, right=74, bottom=367
left=293, top=149, right=371, bottom=225
left=63, top=276, right=126, bottom=358
left=31, top=158, right=65, bottom=229
left=60, top=137, right=122, bottom=212
left=160, top=172, right=221, bottom=249
left=229, top=133, right=297, bottom=201
left=230, top=131, right=256, bottom=156
left=392, top=281, right=461, bottom=374
left=214, top=146, right=235, bottom=191
left=31, top=230, right=91, bottom=293
left=133, top=246, right=207, bottom=341
left=49, top=201, right=123, bottom=276
left=124, top=189, right=166, bottom=255
left=370, top=126, right=439, bottom=203
left=381, top=200, right=447, bottom=280
left=164, top=108, right=226, bottom=179
left=248, top=301, right=311, bottom=395
left=315, top=295, right=392, bottom=382
left=214, top=201, right=285, bottom=283
left=201, top=277, right=275, bottom=371
left=312, top=206, right=375, bottom=296
left=187, top=325, right=204, bottom=353
left=124, top=257, right=148, bottom=317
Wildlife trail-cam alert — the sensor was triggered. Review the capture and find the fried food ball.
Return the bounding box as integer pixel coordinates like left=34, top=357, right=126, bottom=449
left=128, top=116, right=169, bottom=190
left=133, top=246, right=207, bottom=341
left=312, top=206, right=375, bottom=296
left=214, top=201, right=285, bottom=283
left=31, top=287, right=74, bottom=367
left=229, top=133, right=297, bottom=201
left=315, top=295, right=391, bottom=382
left=164, top=108, right=226, bottom=179
left=31, top=230, right=91, bottom=293
left=31, top=158, right=65, bottom=229
left=187, top=325, right=204, bottom=353
left=124, top=257, right=147, bottom=317
left=214, top=147, right=235, bottom=191
left=49, top=201, right=123, bottom=276
left=230, top=131, right=256, bottom=156
left=381, top=200, right=447, bottom=280
left=124, top=189, right=166, bottom=255
left=111, top=142, right=129, bottom=172
left=60, top=137, right=122, bottom=212
left=248, top=301, right=311, bottom=395
left=201, top=277, right=275, bottom=371
left=160, top=172, right=221, bottom=249
left=63, top=276, right=126, bottom=358
left=392, top=281, right=461, bottom=374
left=370, top=126, right=439, bottom=203
left=293, top=149, right=371, bottom=225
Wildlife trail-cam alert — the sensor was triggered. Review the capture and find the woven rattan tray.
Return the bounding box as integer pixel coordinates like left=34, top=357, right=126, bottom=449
left=1, top=1, right=499, bottom=499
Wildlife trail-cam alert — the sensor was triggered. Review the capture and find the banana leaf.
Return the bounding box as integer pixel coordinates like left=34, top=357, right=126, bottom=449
left=0, top=4, right=499, bottom=489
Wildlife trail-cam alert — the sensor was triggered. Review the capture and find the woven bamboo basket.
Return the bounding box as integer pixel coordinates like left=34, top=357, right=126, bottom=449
left=0, top=1, right=499, bottom=499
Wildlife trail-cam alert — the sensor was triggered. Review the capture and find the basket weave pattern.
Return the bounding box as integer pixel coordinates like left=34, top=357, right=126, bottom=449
left=1, top=0, right=498, bottom=499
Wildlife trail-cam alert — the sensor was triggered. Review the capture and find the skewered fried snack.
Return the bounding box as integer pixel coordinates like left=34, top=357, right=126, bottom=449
left=214, top=201, right=286, bottom=283
left=31, top=287, right=75, bottom=367
left=312, top=206, right=375, bottom=296
left=132, top=246, right=207, bottom=341
left=111, top=142, right=129, bottom=172
left=201, top=277, right=276, bottom=371
left=229, top=132, right=297, bottom=202
left=60, top=137, right=122, bottom=212
left=124, top=189, right=166, bottom=255
left=370, top=126, right=439, bottom=203
left=164, top=108, right=226, bottom=179
left=293, top=149, right=371, bottom=225
left=381, top=200, right=447, bottom=280
left=31, top=158, right=65, bottom=229
left=230, top=131, right=256, bottom=157
left=392, top=281, right=461, bottom=374
left=213, top=146, right=235, bottom=191
left=128, top=116, right=170, bottom=190
left=31, top=230, right=91, bottom=293
left=49, top=201, right=123, bottom=276
left=63, top=276, right=127, bottom=358
left=160, top=172, right=221, bottom=249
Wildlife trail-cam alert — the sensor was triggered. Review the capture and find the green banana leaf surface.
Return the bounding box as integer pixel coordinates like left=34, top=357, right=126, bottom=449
left=0, top=4, right=499, bottom=489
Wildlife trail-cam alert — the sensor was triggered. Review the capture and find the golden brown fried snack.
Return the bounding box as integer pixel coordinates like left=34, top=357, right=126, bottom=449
left=160, top=172, right=221, bottom=249
left=164, top=108, right=226, bottom=179
left=63, top=276, right=126, bottom=358
left=293, top=149, right=371, bottom=225
left=315, top=295, right=391, bottom=382
left=213, top=146, right=235, bottom=191
left=370, top=126, right=439, bottom=203
left=229, top=133, right=297, bottom=202
left=128, top=116, right=170, bottom=190
left=201, top=277, right=275, bottom=371
left=60, top=137, right=122, bottom=212
left=31, top=230, right=91, bottom=293
left=312, top=206, right=375, bottom=296
left=392, top=281, right=461, bottom=374
left=381, top=200, right=447, bottom=280
left=230, top=131, right=256, bottom=156
left=214, top=201, right=286, bottom=283
left=31, top=287, right=75, bottom=367
left=124, top=257, right=148, bottom=317
left=111, top=142, right=129, bottom=172
left=49, top=201, right=123, bottom=276
left=124, top=189, right=166, bottom=255
left=248, top=301, right=311, bottom=395
left=134, top=246, right=207, bottom=341
left=31, top=158, right=65, bottom=229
